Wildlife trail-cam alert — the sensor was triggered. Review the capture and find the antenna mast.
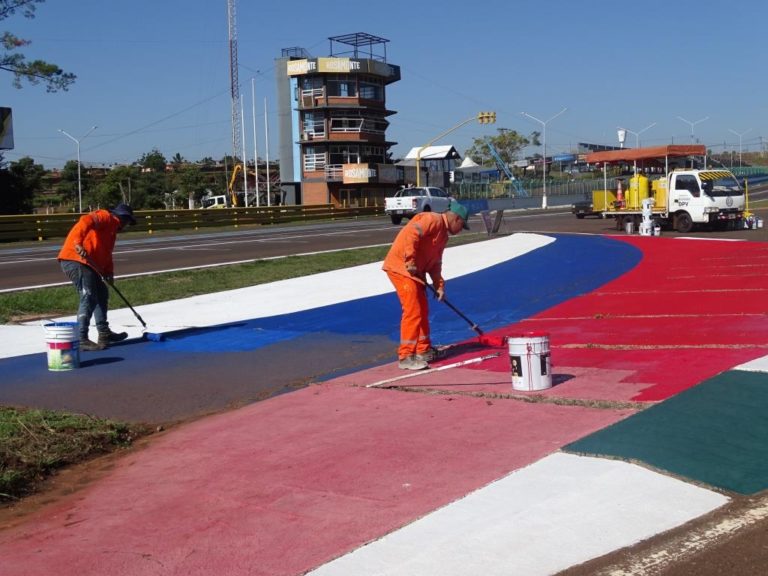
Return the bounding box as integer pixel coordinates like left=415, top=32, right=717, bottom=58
left=227, top=0, right=242, bottom=170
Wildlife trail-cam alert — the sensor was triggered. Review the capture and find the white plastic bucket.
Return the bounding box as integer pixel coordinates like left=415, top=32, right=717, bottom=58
left=624, top=221, right=634, bottom=234
left=508, top=332, right=552, bottom=391
left=43, top=321, right=79, bottom=371
left=653, top=224, right=661, bottom=236
left=757, top=218, right=764, bottom=229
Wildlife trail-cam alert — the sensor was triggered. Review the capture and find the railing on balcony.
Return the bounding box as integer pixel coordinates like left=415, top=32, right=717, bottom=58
left=303, top=153, right=327, bottom=172
left=324, top=165, right=344, bottom=181
left=300, top=88, right=325, bottom=108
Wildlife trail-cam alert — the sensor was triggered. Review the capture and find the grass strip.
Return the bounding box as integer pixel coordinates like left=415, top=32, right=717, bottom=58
left=1, top=406, right=149, bottom=502
left=0, top=245, right=393, bottom=324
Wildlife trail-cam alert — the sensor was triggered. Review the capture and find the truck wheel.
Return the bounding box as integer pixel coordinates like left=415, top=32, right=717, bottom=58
left=390, top=215, right=403, bottom=225
left=576, top=214, right=585, bottom=219
left=423, top=205, right=431, bottom=212
left=675, top=212, right=693, bottom=233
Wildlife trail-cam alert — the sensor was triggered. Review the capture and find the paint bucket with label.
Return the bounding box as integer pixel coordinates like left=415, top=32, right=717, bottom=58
left=653, top=224, right=661, bottom=236
left=624, top=220, right=634, bottom=234
left=43, top=321, right=80, bottom=371
left=508, top=332, right=551, bottom=391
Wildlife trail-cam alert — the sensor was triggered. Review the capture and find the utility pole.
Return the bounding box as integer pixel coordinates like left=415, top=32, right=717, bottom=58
left=227, top=0, right=242, bottom=205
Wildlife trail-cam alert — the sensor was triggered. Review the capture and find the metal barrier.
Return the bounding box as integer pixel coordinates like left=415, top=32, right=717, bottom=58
left=0, top=204, right=384, bottom=242
left=449, top=178, right=604, bottom=201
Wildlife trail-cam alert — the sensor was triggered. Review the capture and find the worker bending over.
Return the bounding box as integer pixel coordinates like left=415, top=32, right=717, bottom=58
left=58, top=204, right=137, bottom=351
left=382, top=203, right=470, bottom=370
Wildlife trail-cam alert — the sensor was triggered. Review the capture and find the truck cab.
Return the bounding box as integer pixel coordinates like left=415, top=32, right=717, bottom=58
left=667, top=170, right=744, bottom=232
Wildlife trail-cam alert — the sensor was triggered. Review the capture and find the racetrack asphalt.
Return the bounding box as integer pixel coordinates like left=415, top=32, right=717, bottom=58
left=1, top=232, right=767, bottom=575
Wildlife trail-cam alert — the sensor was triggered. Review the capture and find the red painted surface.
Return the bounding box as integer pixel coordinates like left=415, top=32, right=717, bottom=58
left=0, top=384, right=631, bottom=576
left=451, top=237, right=768, bottom=402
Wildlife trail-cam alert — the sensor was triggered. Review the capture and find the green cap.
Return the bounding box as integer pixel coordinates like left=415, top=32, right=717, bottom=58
left=448, top=202, right=470, bottom=229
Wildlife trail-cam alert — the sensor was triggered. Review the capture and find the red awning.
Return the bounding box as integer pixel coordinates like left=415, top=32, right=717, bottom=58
left=585, top=145, right=706, bottom=164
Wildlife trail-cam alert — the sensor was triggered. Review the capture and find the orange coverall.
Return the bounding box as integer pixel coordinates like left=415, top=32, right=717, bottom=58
left=382, top=212, right=450, bottom=360
left=57, top=209, right=121, bottom=275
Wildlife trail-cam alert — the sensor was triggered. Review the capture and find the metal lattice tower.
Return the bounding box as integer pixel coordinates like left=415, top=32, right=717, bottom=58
left=227, top=0, right=241, bottom=163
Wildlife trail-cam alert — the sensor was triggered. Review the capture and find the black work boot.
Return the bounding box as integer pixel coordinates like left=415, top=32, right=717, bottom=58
left=97, top=330, right=128, bottom=348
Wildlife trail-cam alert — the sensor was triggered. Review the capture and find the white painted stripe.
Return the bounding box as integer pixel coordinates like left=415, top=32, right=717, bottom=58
left=733, top=354, right=768, bottom=372
left=307, top=453, right=728, bottom=576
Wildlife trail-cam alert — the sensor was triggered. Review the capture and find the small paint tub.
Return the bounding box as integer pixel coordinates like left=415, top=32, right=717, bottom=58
left=508, top=332, right=551, bottom=391
left=43, top=321, right=80, bottom=371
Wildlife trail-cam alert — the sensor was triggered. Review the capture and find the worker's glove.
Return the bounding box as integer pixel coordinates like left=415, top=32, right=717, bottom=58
left=435, top=287, right=445, bottom=302
left=75, top=244, right=87, bottom=258
left=405, top=263, right=419, bottom=276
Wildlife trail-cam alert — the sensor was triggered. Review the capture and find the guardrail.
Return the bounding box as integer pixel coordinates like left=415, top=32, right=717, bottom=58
left=0, top=204, right=384, bottom=242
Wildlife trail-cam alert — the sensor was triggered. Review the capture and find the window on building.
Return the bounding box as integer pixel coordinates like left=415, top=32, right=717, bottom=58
left=329, top=145, right=361, bottom=165
left=327, top=74, right=358, bottom=97
left=359, top=75, right=384, bottom=100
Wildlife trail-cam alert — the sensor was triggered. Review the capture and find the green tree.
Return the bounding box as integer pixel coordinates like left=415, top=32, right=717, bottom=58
left=170, top=152, right=185, bottom=168
left=0, top=155, right=43, bottom=213
left=137, top=148, right=167, bottom=173
left=1, top=1, right=76, bottom=92
left=56, top=159, right=78, bottom=207
left=169, top=163, right=206, bottom=208
left=465, top=128, right=539, bottom=172
left=89, top=165, right=138, bottom=209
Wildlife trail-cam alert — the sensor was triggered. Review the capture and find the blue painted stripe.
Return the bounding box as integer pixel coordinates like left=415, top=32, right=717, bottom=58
left=163, top=235, right=641, bottom=352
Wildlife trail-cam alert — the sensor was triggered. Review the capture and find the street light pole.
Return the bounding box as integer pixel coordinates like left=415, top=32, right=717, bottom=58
left=677, top=115, right=709, bottom=144
left=521, top=108, right=567, bottom=209
left=59, top=126, right=97, bottom=213
left=728, top=128, right=752, bottom=168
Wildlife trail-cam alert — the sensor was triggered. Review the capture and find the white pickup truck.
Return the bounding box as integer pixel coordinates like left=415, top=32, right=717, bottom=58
left=384, top=187, right=453, bottom=225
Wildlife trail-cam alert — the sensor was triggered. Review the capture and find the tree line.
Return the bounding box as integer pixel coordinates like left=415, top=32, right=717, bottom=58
left=0, top=150, right=278, bottom=214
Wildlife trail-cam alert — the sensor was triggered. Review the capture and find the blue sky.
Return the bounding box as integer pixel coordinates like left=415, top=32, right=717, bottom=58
left=2, top=0, right=766, bottom=169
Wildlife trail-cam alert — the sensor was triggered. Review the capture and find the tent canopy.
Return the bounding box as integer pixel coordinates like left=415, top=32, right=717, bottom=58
left=586, top=145, right=706, bottom=164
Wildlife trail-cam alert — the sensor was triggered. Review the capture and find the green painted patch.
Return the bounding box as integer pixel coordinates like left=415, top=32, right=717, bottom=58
left=565, top=370, right=768, bottom=494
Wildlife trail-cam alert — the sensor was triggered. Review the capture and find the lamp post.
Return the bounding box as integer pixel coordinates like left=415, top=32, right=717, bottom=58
left=728, top=128, right=752, bottom=168
left=677, top=115, right=709, bottom=144
left=58, top=126, right=98, bottom=213
left=415, top=111, right=496, bottom=187
left=520, top=108, right=567, bottom=209
left=617, top=122, right=656, bottom=174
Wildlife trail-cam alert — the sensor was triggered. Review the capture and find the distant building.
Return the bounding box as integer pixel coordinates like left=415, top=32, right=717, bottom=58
left=275, top=33, right=403, bottom=206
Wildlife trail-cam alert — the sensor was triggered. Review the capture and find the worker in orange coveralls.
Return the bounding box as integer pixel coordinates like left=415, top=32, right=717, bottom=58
left=382, top=203, right=470, bottom=370
left=58, top=204, right=137, bottom=351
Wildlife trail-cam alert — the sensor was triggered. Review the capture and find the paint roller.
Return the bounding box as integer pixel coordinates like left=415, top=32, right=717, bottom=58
left=82, top=254, right=164, bottom=342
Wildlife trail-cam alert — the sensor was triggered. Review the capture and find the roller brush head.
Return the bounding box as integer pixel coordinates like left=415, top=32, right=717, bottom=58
left=144, top=332, right=165, bottom=342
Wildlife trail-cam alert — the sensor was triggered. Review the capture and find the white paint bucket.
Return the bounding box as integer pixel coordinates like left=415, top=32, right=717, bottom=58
left=43, top=321, right=79, bottom=371
left=653, top=224, right=661, bottom=236
left=757, top=218, right=764, bottom=229
left=508, top=332, right=552, bottom=391
left=624, top=221, right=634, bottom=234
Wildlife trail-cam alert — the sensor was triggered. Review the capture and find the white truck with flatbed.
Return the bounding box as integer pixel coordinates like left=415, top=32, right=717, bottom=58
left=384, top=186, right=453, bottom=225
left=585, top=145, right=745, bottom=233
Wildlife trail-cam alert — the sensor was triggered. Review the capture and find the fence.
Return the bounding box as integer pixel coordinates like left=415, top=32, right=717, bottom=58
left=449, top=178, right=601, bottom=201
left=0, top=204, right=384, bottom=242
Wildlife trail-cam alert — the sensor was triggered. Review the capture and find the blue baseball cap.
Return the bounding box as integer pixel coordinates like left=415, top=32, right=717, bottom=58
left=111, top=204, right=136, bottom=225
